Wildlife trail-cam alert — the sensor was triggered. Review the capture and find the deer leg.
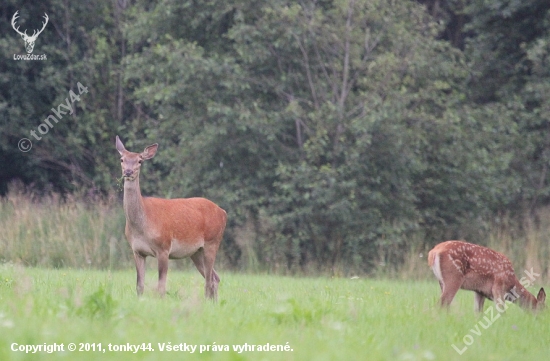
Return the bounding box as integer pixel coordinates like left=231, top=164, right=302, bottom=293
left=202, top=243, right=220, bottom=301
left=440, top=283, right=461, bottom=308
left=192, top=248, right=220, bottom=297
left=434, top=254, right=465, bottom=308
left=134, top=252, right=146, bottom=296
left=191, top=250, right=219, bottom=282
left=191, top=248, right=206, bottom=279
left=492, top=283, right=508, bottom=311
left=439, top=276, right=463, bottom=308
left=474, top=292, right=485, bottom=313
left=212, top=268, right=220, bottom=283
left=157, top=251, right=169, bottom=297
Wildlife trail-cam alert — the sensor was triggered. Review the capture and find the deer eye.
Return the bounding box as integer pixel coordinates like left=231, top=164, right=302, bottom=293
left=120, top=159, right=123, bottom=163
left=138, top=160, right=142, bottom=164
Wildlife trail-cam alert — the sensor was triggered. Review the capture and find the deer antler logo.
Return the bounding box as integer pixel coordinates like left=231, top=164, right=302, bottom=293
left=11, top=11, right=49, bottom=54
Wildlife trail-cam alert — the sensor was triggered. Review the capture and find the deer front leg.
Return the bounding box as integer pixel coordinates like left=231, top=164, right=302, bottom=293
left=134, top=252, right=146, bottom=296
left=474, top=292, right=485, bottom=313
left=157, top=251, right=169, bottom=296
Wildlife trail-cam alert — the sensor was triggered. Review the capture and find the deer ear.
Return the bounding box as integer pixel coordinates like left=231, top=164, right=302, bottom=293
left=537, top=288, right=546, bottom=304
left=141, top=143, right=158, bottom=160
left=115, top=135, right=127, bottom=155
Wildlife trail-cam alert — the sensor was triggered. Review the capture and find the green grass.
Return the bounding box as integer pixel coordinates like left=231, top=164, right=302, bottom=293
left=0, top=263, right=548, bottom=360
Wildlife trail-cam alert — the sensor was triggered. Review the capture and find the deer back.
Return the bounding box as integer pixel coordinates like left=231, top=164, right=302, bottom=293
left=142, top=196, right=227, bottom=244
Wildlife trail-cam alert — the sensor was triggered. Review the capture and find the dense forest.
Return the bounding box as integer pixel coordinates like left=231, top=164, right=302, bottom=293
left=1, top=0, right=550, bottom=273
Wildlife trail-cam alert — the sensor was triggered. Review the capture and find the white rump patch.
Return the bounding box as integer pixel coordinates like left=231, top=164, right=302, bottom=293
left=432, top=253, right=444, bottom=287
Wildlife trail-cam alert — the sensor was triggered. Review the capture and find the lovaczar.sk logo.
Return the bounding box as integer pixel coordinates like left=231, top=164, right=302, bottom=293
left=11, top=10, right=48, bottom=61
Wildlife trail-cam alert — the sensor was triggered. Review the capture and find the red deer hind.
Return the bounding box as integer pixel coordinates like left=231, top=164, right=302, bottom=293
left=428, top=241, right=545, bottom=312
left=116, top=136, right=226, bottom=300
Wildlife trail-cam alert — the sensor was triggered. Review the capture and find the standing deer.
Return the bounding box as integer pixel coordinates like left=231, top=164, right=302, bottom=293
left=428, top=241, right=545, bottom=312
left=116, top=136, right=226, bottom=300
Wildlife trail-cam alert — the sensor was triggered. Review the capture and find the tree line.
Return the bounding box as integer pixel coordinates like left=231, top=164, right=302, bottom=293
left=1, top=0, right=550, bottom=272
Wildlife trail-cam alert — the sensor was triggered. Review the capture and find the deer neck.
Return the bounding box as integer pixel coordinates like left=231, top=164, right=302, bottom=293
left=123, top=176, right=148, bottom=234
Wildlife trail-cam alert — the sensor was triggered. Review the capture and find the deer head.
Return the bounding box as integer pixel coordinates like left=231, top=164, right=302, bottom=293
left=116, top=136, right=158, bottom=181
left=12, top=11, right=49, bottom=54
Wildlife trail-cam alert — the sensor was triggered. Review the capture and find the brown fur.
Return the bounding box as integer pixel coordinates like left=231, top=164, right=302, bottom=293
left=116, top=135, right=226, bottom=300
left=428, top=241, right=545, bottom=312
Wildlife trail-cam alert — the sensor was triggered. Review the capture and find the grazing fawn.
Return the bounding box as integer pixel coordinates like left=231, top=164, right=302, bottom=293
left=428, top=241, right=545, bottom=312
left=116, top=136, right=227, bottom=300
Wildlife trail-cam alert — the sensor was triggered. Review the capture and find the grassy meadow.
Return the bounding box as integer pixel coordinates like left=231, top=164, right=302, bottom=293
left=0, top=264, right=549, bottom=361
left=1, top=191, right=550, bottom=360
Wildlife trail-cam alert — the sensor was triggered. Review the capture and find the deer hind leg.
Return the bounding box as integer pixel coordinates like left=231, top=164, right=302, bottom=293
left=474, top=292, right=486, bottom=313
left=134, top=252, right=146, bottom=296
left=438, top=263, right=464, bottom=308
left=440, top=278, right=462, bottom=308
left=212, top=269, right=220, bottom=283
left=191, top=248, right=206, bottom=279
left=432, top=253, right=463, bottom=308
left=191, top=247, right=220, bottom=300
left=202, top=242, right=221, bottom=301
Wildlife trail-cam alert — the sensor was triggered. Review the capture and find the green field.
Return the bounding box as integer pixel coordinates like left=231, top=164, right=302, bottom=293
left=0, top=263, right=548, bottom=360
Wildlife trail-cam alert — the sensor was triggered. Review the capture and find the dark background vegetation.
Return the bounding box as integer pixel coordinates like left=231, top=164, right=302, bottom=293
left=1, top=0, right=550, bottom=274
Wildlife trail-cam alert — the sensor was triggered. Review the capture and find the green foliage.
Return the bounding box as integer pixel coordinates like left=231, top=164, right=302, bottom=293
left=221, top=0, right=516, bottom=269
left=0, top=187, right=128, bottom=269
left=464, top=0, right=550, bottom=211
left=2, top=0, right=550, bottom=272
